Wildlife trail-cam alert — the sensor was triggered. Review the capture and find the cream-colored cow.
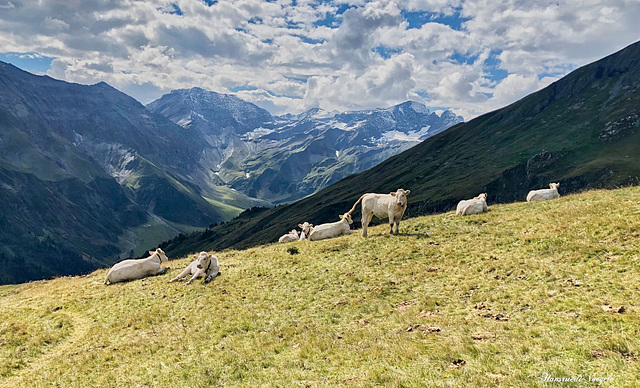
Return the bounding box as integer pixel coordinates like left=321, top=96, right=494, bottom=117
left=456, top=193, right=488, bottom=215
left=307, top=213, right=353, bottom=241
left=104, top=248, right=169, bottom=284
left=278, top=229, right=300, bottom=243
left=348, top=188, right=411, bottom=237
left=527, top=183, right=560, bottom=202
left=168, top=252, right=220, bottom=285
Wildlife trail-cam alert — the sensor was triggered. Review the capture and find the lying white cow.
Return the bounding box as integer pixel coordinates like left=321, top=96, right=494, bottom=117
left=278, top=229, right=299, bottom=243
left=456, top=193, right=488, bottom=216
left=348, top=188, right=411, bottom=237
left=298, top=222, right=314, bottom=240
left=527, top=182, right=560, bottom=202
left=104, top=248, right=169, bottom=284
left=308, top=213, right=353, bottom=241
left=168, top=251, right=220, bottom=285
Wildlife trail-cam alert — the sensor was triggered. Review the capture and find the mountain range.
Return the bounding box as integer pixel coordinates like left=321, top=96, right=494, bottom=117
left=161, top=40, right=640, bottom=258
left=147, top=88, right=462, bottom=204
left=0, top=63, right=461, bottom=284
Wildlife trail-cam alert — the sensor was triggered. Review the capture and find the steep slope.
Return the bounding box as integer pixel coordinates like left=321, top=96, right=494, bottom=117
left=2, top=187, right=640, bottom=386
left=163, top=40, right=640, bottom=257
left=0, top=63, right=261, bottom=284
left=147, top=89, right=463, bottom=203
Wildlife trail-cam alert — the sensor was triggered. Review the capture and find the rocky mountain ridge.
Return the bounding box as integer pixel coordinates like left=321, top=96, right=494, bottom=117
left=148, top=88, right=463, bottom=203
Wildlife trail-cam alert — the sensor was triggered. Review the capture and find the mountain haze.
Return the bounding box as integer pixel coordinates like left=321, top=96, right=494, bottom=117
left=162, top=40, right=640, bottom=258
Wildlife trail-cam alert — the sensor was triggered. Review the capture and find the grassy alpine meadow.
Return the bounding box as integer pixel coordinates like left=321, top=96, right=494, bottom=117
left=1, top=186, right=640, bottom=387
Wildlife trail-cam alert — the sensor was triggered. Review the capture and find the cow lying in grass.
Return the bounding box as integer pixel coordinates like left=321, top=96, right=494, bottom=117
left=308, top=213, right=353, bottom=241
left=298, top=222, right=313, bottom=240
left=348, top=188, right=411, bottom=237
left=527, top=183, right=560, bottom=202
left=456, top=193, right=488, bottom=215
left=104, top=248, right=169, bottom=284
left=168, top=252, right=220, bottom=285
left=278, top=229, right=299, bottom=243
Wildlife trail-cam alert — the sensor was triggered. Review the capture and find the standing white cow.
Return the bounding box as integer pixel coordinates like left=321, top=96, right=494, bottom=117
left=456, top=193, right=489, bottom=216
left=278, top=229, right=300, bottom=243
left=527, top=183, right=560, bottom=202
left=308, top=213, right=353, bottom=241
left=104, top=248, right=169, bottom=284
left=168, top=252, right=220, bottom=285
left=348, top=188, right=411, bottom=237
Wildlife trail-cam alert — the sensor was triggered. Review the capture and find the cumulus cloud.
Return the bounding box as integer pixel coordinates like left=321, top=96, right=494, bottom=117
left=0, top=0, right=637, bottom=118
left=302, top=52, right=419, bottom=111
left=432, top=69, right=488, bottom=103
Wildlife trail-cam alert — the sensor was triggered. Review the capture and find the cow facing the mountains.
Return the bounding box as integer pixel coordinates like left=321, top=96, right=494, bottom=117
left=278, top=229, right=300, bottom=243
left=307, top=212, right=353, bottom=241
left=348, top=188, right=411, bottom=237
left=527, top=183, right=560, bottom=202
left=456, top=193, right=489, bottom=216
left=104, top=248, right=169, bottom=284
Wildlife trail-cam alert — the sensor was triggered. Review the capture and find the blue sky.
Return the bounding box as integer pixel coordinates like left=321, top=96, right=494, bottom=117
left=0, top=0, right=638, bottom=119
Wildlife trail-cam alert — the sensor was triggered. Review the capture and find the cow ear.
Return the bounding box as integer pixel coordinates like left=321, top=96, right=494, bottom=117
left=299, top=224, right=303, bottom=228
left=339, top=214, right=344, bottom=219
left=156, top=248, right=162, bottom=252
left=148, top=251, right=154, bottom=255
left=405, top=190, right=410, bottom=195
left=390, top=192, right=396, bottom=196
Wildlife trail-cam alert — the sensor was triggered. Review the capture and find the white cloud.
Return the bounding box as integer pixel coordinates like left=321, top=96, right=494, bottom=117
left=492, top=74, right=557, bottom=106
left=431, top=69, right=488, bottom=103
left=0, top=0, right=637, bottom=119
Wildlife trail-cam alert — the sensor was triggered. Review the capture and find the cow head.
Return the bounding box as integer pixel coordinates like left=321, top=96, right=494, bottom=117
left=549, top=182, right=560, bottom=190
left=298, top=222, right=313, bottom=235
left=390, top=188, right=411, bottom=207
left=149, top=248, right=169, bottom=262
left=475, top=193, right=488, bottom=200
left=196, top=252, right=211, bottom=270
left=290, top=229, right=299, bottom=237
left=339, top=212, right=353, bottom=224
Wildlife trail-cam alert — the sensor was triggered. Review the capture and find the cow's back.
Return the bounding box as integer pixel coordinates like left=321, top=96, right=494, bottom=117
left=107, top=258, right=158, bottom=283
left=362, top=193, right=393, bottom=218
left=527, top=188, right=558, bottom=202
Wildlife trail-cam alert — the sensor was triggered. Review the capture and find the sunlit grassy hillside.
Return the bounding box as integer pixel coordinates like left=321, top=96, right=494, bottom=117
left=1, top=186, right=640, bottom=387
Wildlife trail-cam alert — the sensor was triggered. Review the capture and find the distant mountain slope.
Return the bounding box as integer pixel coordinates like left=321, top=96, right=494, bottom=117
left=147, top=89, right=463, bottom=203
left=0, top=63, right=264, bottom=284
left=162, top=40, right=640, bottom=257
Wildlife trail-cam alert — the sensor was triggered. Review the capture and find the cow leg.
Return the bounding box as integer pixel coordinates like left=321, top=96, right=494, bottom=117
left=157, top=266, right=169, bottom=275
left=168, top=267, right=190, bottom=283
left=184, top=271, right=202, bottom=285
left=362, top=212, right=373, bottom=237
left=394, top=221, right=400, bottom=235
left=388, top=214, right=395, bottom=234
left=205, top=272, right=219, bottom=284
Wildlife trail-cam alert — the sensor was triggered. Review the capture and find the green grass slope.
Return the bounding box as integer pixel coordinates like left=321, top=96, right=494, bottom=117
left=162, top=40, right=640, bottom=257
left=1, top=186, right=639, bottom=386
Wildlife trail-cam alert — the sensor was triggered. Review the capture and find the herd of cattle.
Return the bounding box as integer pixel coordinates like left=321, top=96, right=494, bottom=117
left=280, top=182, right=560, bottom=241
left=102, top=183, right=560, bottom=285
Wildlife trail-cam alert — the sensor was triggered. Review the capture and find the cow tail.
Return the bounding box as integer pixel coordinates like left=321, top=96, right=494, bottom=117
left=348, top=194, right=367, bottom=215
